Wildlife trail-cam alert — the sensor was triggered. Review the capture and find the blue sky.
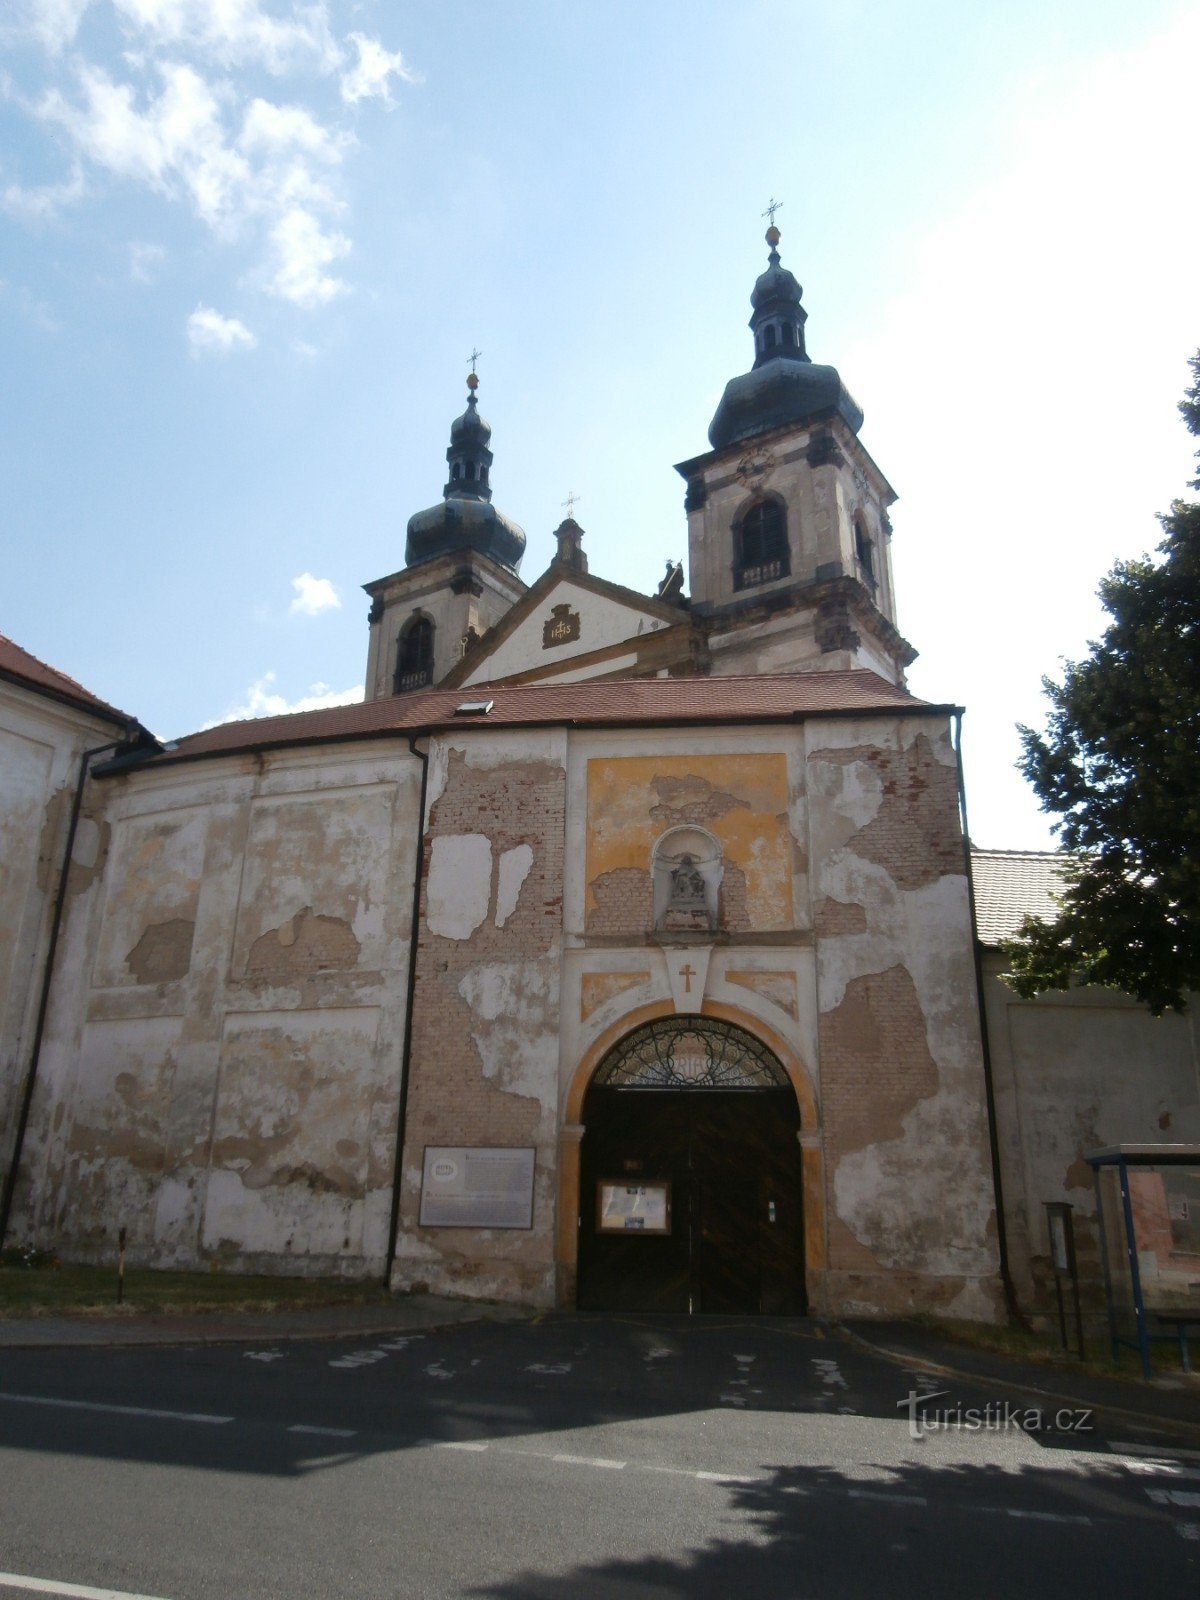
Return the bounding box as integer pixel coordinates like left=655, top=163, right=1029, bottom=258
left=3, top=0, right=1197, bottom=848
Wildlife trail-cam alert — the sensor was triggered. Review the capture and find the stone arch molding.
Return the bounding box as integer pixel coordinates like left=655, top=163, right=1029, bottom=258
left=652, top=824, right=722, bottom=932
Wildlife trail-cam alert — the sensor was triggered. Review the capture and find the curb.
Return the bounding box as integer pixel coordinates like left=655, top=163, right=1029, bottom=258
left=837, top=1323, right=1200, bottom=1442
left=0, top=1304, right=535, bottom=1352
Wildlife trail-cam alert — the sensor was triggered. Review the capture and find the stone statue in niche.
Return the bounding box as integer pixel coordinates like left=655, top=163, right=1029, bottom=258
left=652, top=827, right=722, bottom=933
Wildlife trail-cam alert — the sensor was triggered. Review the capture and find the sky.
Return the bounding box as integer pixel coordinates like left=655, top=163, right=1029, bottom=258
left=2, top=0, right=1197, bottom=850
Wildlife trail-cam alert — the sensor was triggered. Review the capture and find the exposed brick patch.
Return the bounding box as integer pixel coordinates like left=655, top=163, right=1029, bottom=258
left=586, top=867, right=653, bottom=936
left=815, top=734, right=962, bottom=889
left=245, top=907, right=361, bottom=978
left=648, top=773, right=750, bottom=828
left=819, top=964, right=939, bottom=1158
left=717, top=860, right=751, bottom=932
left=814, top=897, right=868, bottom=937
left=725, top=969, right=798, bottom=1019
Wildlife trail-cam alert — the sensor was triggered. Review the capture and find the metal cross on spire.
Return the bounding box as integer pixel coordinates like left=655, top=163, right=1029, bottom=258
left=468, top=347, right=482, bottom=375
left=762, top=197, right=783, bottom=226
left=562, top=490, right=581, bottom=518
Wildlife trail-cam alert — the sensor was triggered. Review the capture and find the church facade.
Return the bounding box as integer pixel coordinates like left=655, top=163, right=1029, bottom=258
left=3, top=224, right=1084, bottom=1320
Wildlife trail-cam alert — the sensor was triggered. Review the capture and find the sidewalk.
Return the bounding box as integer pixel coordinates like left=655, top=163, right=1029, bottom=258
left=0, top=1292, right=532, bottom=1350
left=842, top=1318, right=1200, bottom=1437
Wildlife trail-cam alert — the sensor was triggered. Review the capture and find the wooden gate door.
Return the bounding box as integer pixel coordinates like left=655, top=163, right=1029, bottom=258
left=578, top=1086, right=805, bottom=1314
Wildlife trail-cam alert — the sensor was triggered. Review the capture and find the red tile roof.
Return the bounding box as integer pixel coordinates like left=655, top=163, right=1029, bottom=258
left=0, top=633, right=135, bottom=724
left=156, top=670, right=943, bottom=766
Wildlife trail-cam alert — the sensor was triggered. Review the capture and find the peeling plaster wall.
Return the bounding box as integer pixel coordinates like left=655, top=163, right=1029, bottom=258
left=809, top=716, right=1001, bottom=1320
left=0, top=682, right=125, bottom=1192
left=981, top=951, right=1200, bottom=1322
left=393, top=729, right=567, bottom=1306
left=14, top=743, right=422, bottom=1277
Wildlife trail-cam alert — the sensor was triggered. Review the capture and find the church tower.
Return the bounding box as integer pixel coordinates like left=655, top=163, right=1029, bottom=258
left=363, top=369, right=528, bottom=698
left=675, top=220, right=914, bottom=684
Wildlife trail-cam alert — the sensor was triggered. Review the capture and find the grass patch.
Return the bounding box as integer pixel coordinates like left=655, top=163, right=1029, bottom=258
left=0, top=1263, right=395, bottom=1319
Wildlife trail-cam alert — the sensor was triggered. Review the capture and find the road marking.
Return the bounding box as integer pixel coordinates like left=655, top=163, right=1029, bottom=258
left=1176, top=1523, right=1200, bottom=1542
left=287, top=1424, right=357, bottom=1439
left=694, top=1471, right=761, bottom=1484
left=525, top=1363, right=572, bottom=1375
left=1004, top=1509, right=1092, bottom=1525
left=424, top=1363, right=455, bottom=1380
left=811, top=1358, right=847, bottom=1390
left=552, top=1452, right=625, bottom=1470
left=436, top=1441, right=488, bottom=1452
left=0, top=1573, right=172, bottom=1599
left=328, top=1349, right=388, bottom=1369
left=243, top=1351, right=285, bottom=1363
left=1112, top=1441, right=1200, bottom=1461
left=1120, top=1459, right=1200, bottom=1477
left=1145, top=1488, right=1200, bottom=1508
left=0, top=1393, right=231, bottom=1426
left=847, top=1488, right=928, bottom=1506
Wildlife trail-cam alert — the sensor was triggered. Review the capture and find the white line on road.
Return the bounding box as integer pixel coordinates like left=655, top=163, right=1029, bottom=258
left=1005, top=1509, right=1093, bottom=1525
left=1111, top=1441, right=1200, bottom=1461
left=0, top=1572, right=173, bottom=1600
left=287, top=1424, right=358, bottom=1439
left=0, top=1393, right=231, bottom=1425
left=552, top=1452, right=626, bottom=1470
left=436, top=1441, right=489, bottom=1451
left=847, top=1489, right=928, bottom=1506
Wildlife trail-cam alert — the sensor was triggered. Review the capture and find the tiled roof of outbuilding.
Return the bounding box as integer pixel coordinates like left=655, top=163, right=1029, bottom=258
left=0, top=632, right=135, bottom=724
left=971, top=848, right=1068, bottom=945
left=154, top=670, right=939, bottom=766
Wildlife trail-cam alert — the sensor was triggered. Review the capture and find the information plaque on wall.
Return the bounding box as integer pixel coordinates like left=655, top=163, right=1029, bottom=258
left=419, top=1146, right=536, bottom=1229
left=597, top=1180, right=671, bottom=1234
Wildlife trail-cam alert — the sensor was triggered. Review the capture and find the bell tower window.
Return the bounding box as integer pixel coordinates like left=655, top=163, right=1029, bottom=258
left=734, top=498, right=790, bottom=591
left=854, top=515, right=877, bottom=592
left=394, top=615, right=434, bottom=693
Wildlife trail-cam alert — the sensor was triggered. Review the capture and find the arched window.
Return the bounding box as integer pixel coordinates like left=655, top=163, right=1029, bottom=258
left=765, top=324, right=778, bottom=349
left=854, top=515, right=877, bottom=591
left=781, top=323, right=794, bottom=347
left=451, top=462, right=461, bottom=480
left=734, top=499, right=789, bottom=590
left=394, top=615, right=434, bottom=693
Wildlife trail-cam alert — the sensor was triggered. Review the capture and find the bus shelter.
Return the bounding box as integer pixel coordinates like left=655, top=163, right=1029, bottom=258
left=1088, top=1145, right=1200, bottom=1379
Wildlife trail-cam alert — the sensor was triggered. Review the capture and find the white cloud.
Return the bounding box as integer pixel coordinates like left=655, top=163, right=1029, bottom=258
left=267, top=202, right=349, bottom=305
left=0, top=161, right=85, bottom=220
left=340, top=31, right=413, bottom=106
left=128, top=238, right=165, bottom=281
left=110, top=0, right=341, bottom=75
left=7, top=0, right=93, bottom=53
left=11, top=7, right=411, bottom=310
left=0, top=278, right=61, bottom=332
left=186, top=302, right=255, bottom=354
left=205, top=671, right=362, bottom=726
left=289, top=571, right=340, bottom=615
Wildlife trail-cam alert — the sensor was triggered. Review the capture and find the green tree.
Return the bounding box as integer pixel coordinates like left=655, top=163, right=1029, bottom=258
left=1004, top=352, right=1200, bottom=1014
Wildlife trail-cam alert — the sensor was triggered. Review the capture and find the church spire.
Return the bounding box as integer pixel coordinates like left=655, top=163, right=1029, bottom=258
left=444, top=355, right=493, bottom=502
left=750, top=215, right=808, bottom=369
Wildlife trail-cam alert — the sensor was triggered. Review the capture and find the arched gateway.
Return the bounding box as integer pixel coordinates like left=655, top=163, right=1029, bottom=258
left=577, top=1016, right=806, bottom=1314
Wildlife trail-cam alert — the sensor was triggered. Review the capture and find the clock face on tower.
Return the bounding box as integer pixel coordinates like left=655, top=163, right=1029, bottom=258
left=736, top=448, right=776, bottom=487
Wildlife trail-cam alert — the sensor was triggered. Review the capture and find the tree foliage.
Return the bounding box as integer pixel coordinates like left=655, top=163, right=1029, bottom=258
left=1003, top=352, right=1200, bottom=1014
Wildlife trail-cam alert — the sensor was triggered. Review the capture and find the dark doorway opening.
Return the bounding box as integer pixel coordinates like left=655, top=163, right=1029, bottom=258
left=576, top=1018, right=806, bottom=1315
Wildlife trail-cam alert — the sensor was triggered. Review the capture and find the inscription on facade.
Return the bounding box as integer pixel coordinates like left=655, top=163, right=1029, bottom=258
left=543, top=604, right=581, bottom=648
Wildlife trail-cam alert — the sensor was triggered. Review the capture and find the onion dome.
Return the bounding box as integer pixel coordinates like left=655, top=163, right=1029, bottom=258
left=708, top=223, right=863, bottom=451
left=405, top=371, right=526, bottom=571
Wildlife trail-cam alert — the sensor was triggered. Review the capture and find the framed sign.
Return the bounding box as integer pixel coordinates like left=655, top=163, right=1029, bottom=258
left=419, top=1146, right=536, bottom=1229
left=596, top=1180, right=671, bottom=1234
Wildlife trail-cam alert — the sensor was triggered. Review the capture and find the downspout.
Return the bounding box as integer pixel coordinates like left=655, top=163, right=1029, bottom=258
left=953, top=710, right=1028, bottom=1327
left=384, top=730, right=432, bottom=1288
left=0, top=735, right=131, bottom=1249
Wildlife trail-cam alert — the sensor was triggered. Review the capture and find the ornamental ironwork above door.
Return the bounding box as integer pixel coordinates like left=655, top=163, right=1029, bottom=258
left=591, top=1016, right=790, bottom=1091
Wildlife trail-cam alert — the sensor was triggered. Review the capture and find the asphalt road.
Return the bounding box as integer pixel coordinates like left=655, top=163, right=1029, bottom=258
left=0, top=1314, right=1196, bottom=1599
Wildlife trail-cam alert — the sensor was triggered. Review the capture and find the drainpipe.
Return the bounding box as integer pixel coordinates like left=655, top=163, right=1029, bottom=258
left=0, top=735, right=132, bottom=1249
left=952, top=711, right=1028, bottom=1328
left=383, top=730, right=432, bottom=1288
